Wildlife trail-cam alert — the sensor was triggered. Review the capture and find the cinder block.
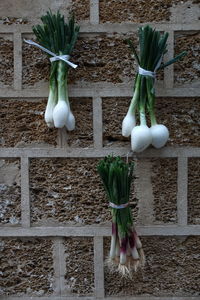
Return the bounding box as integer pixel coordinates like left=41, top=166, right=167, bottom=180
left=102, top=97, right=131, bottom=147
left=30, top=158, right=110, bottom=225
left=69, top=34, right=137, bottom=84
left=99, top=0, right=200, bottom=23
left=0, top=238, right=54, bottom=296
left=0, top=0, right=71, bottom=24
left=67, top=98, right=93, bottom=148
left=156, top=98, right=200, bottom=147
left=150, top=158, right=177, bottom=223
left=71, top=0, right=90, bottom=21
left=22, top=38, right=49, bottom=87
left=0, top=36, right=13, bottom=87
left=104, top=236, right=200, bottom=296
left=64, top=237, right=94, bottom=295
left=0, top=99, right=57, bottom=147
left=174, top=31, right=200, bottom=86
left=188, top=158, right=200, bottom=224
left=0, top=159, right=21, bottom=225
left=102, top=97, right=200, bottom=148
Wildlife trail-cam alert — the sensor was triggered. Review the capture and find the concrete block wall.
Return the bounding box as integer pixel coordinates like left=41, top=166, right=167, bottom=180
left=0, top=0, right=200, bottom=299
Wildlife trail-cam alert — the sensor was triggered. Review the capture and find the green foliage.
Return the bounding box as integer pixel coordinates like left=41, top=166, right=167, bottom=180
left=32, top=10, right=80, bottom=55
left=126, top=25, right=187, bottom=119
left=97, top=156, right=134, bottom=235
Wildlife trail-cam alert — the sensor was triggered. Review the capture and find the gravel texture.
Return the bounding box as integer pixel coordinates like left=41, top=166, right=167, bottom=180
left=0, top=238, right=54, bottom=296
left=65, top=34, right=137, bottom=84
left=174, top=31, right=200, bottom=85
left=70, top=0, right=90, bottom=21
left=99, top=0, right=200, bottom=23
left=102, top=97, right=131, bottom=147
left=0, top=38, right=13, bottom=87
left=104, top=236, right=200, bottom=296
left=102, top=97, right=200, bottom=148
left=30, top=158, right=138, bottom=225
left=188, top=158, right=200, bottom=224
left=151, top=158, right=177, bottom=223
left=64, top=237, right=94, bottom=295
left=67, top=98, right=93, bottom=148
left=22, top=41, right=49, bottom=87
left=0, top=159, right=21, bottom=225
left=0, top=99, right=58, bottom=147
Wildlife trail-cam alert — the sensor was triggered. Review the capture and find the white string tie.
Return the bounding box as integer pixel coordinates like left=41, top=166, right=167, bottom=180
left=109, top=202, right=129, bottom=209
left=138, top=55, right=163, bottom=78
left=24, top=39, right=78, bottom=69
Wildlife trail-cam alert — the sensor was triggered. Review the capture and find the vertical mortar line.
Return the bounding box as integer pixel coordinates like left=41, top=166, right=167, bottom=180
left=57, top=128, right=69, bottom=148
left=90, top=0, right=100, bottom=24
left=93, top=97, right=103, bottom=149
left=53, top=238, right=66, bottom=296
left=134, top=159, right=155, bottom=225
left=164, top=30, right=174, bottom=89
left=94, top=236, right=105, bottom=298
left=177, top=157, right=188, bottom=226
left=13, top=31, right=22, bottom=90
left=20, top=156, right=31, bottom=227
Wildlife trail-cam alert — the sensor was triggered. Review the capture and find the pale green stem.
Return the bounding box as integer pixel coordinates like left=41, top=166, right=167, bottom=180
left=49, top=75, right=57, bottom=105
left=140, top=111, right=147, bottom=126
left=149, top=110, right=157, bottom=125
left=128, top=76, right=141, bottom=114
left=57, top=59, right=68, bottom=103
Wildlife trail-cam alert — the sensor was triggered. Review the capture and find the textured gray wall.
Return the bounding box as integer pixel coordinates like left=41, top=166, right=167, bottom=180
left=0, top=0, right=200, bottom=299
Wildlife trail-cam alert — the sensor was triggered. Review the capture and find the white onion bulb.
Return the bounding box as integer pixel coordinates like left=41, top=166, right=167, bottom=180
left=53, top=100, right=69, bottom=128
left=65, top=110, right=75, bottom=131
left=150, top=124, right=169, bottom=148
left=122, top=112, right=136, bottom=137
left=131, top=125, right=152, bottom=152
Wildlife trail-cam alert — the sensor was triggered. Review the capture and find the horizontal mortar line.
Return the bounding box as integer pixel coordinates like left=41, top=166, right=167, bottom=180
left=0, top=225, right=200, bottom=237
left=1, top=297, right=94, bottom=300
left=0, top=22, right=200, bottom=33
left=2, top=297, right=200, bottom=300
left=0, top=86, right=199, bottom=98
left=81, top=23, right=200, bottom=33
left=0, top=147, right=200, bottom=158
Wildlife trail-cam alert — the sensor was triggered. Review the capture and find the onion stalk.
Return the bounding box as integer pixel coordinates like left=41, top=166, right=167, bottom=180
left=31, top=10, right=79, bottom=129
left=122, top=25, right=187, bottom=151
left=97, top=156, right=145, bottom=277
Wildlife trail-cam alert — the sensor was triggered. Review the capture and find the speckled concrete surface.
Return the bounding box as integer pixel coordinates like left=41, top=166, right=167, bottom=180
left=103, top=97, right=200, bottom=148
left=0, top=238, right=54, bottom=296
left=30, top=158, right=139, bottom=225
left=0, top=159, right=21, bottom=225
left=104, top=236, right=200, bottom=296
left=188, top=158, right=200, bottom=224
left=150, top=158, right=177, bottom=224
left=0, top=38, right=13, bottom=87
left=0, top=99, right=58, bottom=147
left=71, top=0, right=90, bottom=21
left=67, top=98, right=93, bottom=148
left=99, top=0, right=200, bottom=23
left=174, top=31, right=200, bottom=85
left=64, top=237, right=94, bottom=295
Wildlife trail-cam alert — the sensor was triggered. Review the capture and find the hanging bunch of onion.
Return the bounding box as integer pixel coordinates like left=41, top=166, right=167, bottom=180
left=97, top=156, right=145, bottom=277
left=122, top=25, right=186, bottom=152
left=30, top=10, right=79, bottom=129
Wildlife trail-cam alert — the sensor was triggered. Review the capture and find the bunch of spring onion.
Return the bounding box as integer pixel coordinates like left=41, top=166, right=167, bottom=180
left=97, top=156, right=145, bottom=277
left=28, top=11, right=79, bottom=129
left=122, top=25, right=187, bottom=152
